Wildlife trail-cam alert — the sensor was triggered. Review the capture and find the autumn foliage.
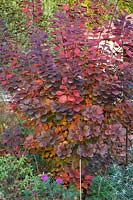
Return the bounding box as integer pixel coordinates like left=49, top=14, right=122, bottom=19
left=0, top=0, right=132, bottom=188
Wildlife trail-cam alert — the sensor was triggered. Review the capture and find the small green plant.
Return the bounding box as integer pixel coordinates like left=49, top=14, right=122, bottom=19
left=86, top=164, right=133, bottom=200
left=0, top=155, right=33, bottom=199
left=28, top=175, right=79, bottom=200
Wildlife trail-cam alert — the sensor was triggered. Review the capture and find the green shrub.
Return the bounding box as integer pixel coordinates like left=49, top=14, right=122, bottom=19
left=86, top=164, right=133, bottom=200
left=0, top=155, right=33, bottom=199
left=0, top=155, right=79, bottom=199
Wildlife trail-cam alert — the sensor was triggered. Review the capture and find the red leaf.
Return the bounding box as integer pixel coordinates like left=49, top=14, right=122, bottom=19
left=56, top=90, right=64, bottom=96
left=63, top=4, right=69, bottom=11
left=26, top=21, right=32, bottom=26
left=126, top=50, right=132, bottom=57
left=73, top=90, right=80, bottom=97
left=60, top=85, right=67, bottom=90
left=95, top=76, right=102, bottom=81
left=74, top=48, right=80, bottom=56
left=10, top=60, right=17, bottom=68
left=66, top=50, right=71, bottom=58
left=35, top=79, right=43, bottom=84
left=85, top=175, right=94, bottom=181
left=59, top=50, right=65, bottom=56
left=62, top=77, right=68, bottom=84
left=10, top=103, right=16, bottom=110
left=22, top=8, right=31, bottom=13
left=6, top=73, right=14, bottom=79
left=21, top=70, right=29, bottom=75
left=73, top=170, right=80, bottom=179
left=59, top=95, right=67, bottom=103
left=32, top=63, right=40, bottom=68
left=1, top=81, right=7, bottom=85
left=70, top=85, right=76, bottom=90
left=68, top=95, right=75, bottom=102
left=22, top=1, right=34, bottom=6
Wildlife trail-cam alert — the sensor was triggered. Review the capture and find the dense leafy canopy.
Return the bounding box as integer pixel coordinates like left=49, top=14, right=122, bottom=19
left=0, top=0, right=132, bottom=188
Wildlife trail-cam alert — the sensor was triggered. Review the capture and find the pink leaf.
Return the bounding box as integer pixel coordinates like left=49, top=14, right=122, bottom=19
left=26, top=21, right=32, bottom=26
left=63, top=4, right=69, bottom=11
left=59, top=95, right=67, bottom=104
left=56, top=90, right=64, bottom=96
left=126, top=50, right=132, bottom=57
left=68, top=95, right=75, bottom=102
left=1, top=81, right=7, bottom=85
left=62, top=77, right=68, bottom=84
left=60, top=85, right=67, bottom=90
left=6, top=74, right=14, bottom=79
left=70, top=86, right=76, bottom=90
left=22, top=8, right=31, bottom=13
left=74, top=48, right=80, bottom=56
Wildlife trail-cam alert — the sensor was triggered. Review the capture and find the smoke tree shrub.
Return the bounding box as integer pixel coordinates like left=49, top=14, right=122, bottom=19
left=0, top=1, right=132, bottom=187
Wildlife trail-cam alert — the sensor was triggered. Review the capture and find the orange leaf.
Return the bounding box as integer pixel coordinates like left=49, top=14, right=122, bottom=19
left=36, top=79, right=43, bottom=84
